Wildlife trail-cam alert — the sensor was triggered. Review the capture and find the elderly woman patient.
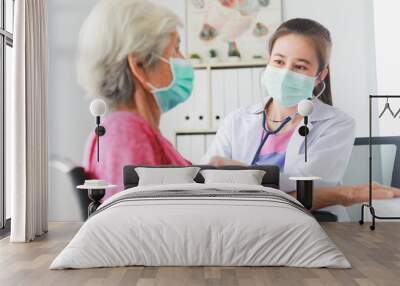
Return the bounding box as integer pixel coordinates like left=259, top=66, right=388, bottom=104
left=79, top=0, right=192, bottom=200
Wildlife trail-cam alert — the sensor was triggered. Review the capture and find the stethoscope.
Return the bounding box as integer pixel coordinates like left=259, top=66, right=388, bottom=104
left=251, top=81, right=326, bottom=165
left=250, top=107, right=295, bottom=165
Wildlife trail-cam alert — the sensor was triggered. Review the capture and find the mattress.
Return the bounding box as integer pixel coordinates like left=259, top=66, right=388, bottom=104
left=50, top=183, right=350, bottom=269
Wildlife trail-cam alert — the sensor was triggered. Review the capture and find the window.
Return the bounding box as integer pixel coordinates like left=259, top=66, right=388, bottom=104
left=0, top=0, right=14, bottom=233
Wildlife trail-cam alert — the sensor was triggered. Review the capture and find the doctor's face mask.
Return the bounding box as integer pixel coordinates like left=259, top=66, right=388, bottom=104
left=147, top=56, right=194, bottom=113
left=261, top=65, right=319, bottom=108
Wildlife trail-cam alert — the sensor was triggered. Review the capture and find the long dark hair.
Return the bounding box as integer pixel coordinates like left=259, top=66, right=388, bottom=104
left=268, top=18, right=333, bottom=106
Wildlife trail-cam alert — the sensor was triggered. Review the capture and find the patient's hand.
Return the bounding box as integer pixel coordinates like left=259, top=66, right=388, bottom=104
left=342, top=182, right=400, bottom=206
left=209, top=155, right=247, bottom=167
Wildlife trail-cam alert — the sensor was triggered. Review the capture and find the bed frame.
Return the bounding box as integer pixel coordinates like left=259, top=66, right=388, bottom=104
left=122, top=165, right=337, bottom=222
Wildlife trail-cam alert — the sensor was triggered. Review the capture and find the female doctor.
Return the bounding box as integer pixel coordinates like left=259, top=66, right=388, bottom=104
left=203, top=18, right=400, bottom=209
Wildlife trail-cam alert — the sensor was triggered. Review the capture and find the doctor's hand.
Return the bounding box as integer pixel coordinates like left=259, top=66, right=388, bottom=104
left=341, top=182, right=400, bottom=206
left=208, top=155, right=247, bottom=167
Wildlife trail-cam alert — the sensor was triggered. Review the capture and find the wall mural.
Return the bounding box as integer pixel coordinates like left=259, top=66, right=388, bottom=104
left=187, top=0, right=282, bottom=64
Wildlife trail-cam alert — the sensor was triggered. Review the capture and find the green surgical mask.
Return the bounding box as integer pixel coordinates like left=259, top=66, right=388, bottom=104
left=148, top=56, right=194, bottom=113
left=261, top=65, right=317, bottom=107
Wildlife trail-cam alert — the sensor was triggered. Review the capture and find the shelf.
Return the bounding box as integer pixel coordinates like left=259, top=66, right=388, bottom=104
left=193, top=60, right=267, bottom=69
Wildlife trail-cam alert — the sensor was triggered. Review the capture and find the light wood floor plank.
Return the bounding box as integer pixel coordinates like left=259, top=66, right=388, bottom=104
left=0, top=222, right=399, bottom=286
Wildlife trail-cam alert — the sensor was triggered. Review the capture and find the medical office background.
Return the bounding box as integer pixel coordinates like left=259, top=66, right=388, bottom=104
left=39, top=0, right=400, bottom=222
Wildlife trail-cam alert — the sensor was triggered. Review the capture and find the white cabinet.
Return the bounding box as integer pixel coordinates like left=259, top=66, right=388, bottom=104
left=194, top=69, right=210, bottom=129
left=237, top=68, right=254, bottom=108
left=176, top=132, right=217, bottom=164
left=223, top=69, right=239, bottom=116
left=209, top=65, right=266, bottom=131
left=176, top=135, right=193, bottom=163
left=251, top=67, right=264, bottom=104
left=205, top=134, right=216, bottom=153
left=176, top=69, right=209, bottom=130
left=191, top=135, right=207, bottom=163
left=176, top=134, right=207, bottom=164
left=211, top=69, right=225, bottom=130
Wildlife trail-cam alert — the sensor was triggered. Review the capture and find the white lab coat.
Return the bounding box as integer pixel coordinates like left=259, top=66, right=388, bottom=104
left=202, top=97, right=356, bottom=193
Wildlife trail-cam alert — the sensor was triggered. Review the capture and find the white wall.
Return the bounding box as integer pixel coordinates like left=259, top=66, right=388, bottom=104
left=283, top=0, right=377, bottom=137
left=374, top=0, right=400, bottom=137
left=48, top=0, right=99, bottom=221
left=48, top=0, right=378, bottom=221
left=365, top=0, right=400, bottom=221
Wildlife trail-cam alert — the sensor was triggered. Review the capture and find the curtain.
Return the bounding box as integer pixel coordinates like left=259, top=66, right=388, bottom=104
left=9, top=0, right=48, bottom=242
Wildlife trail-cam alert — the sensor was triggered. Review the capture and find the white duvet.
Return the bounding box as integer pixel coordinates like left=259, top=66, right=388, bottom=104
left=50, top=183, right=350, bottom=269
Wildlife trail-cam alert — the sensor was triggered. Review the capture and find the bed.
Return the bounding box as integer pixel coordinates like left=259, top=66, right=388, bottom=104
left=50, top=165, right=350, bottom=269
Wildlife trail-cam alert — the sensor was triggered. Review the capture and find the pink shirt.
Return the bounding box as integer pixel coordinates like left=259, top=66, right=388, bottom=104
left=83, top=111, right=190, bottom=200
left=253, top=127, right=296, bottom=171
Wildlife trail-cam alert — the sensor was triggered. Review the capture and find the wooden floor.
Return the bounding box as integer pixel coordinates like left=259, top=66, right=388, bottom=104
left=0, top=222, right=399, bottom=286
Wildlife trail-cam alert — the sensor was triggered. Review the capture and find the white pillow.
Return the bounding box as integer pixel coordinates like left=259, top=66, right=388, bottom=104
left=135, top=167, right=201, bottom=186
left=200, top=169, right=266, bottom=185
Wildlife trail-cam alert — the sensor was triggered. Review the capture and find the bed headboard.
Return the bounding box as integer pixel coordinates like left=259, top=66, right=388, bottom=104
left=123, top=165, right=280, bottom=190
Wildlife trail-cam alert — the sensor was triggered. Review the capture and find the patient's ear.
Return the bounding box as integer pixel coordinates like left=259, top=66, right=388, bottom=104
left=127, top=53, right=149, bottom=89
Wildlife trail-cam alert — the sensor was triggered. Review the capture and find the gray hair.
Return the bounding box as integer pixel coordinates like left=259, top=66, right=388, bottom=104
left=77, top=0, right=182, bottom=107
